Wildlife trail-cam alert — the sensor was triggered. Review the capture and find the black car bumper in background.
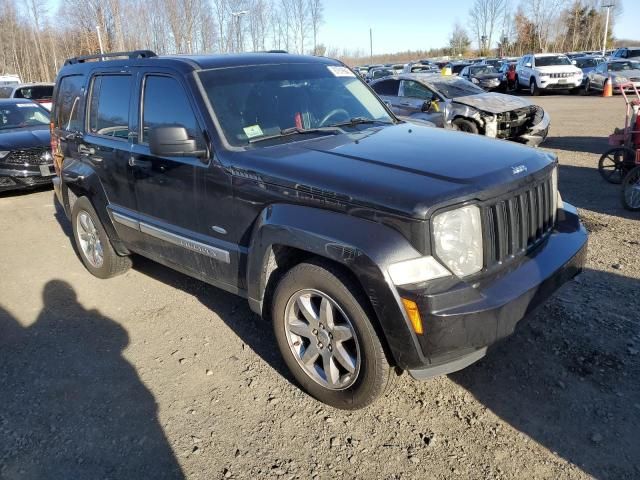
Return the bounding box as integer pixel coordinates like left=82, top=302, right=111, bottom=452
left=396, top=202, right=587, bottom=379
left=0, top=164, right=56, bottom=191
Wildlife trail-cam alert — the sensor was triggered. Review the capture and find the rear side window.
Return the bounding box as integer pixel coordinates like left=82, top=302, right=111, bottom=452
left=55, top=75, right=84, bottom=131
left=630, top=49, right=640, bottom=58
left=141, top=75, right=203, bottom=146
left=88, top=75, right=131, bottom=139
left=372, top=79, right=400, bottom=96
left=0, top=86, right=12, bottom=98
left=15, top=86, right=53, bottom=101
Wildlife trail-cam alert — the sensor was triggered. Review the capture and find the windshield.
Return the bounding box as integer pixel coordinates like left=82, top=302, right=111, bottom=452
left=198, top=63, right=393, bottom=147
left=0, top=102, right=49, bottom=129
left=574, top=58, right=601, bottom=68
left=470, top=66, right=498, bottom=75
left=428, top=77, right=485, bottom=98
left=610, top=61, right=640, bottom=71
left=372, top=68, right=394, bottom=78
left=535, top=56, right=572, bottom=67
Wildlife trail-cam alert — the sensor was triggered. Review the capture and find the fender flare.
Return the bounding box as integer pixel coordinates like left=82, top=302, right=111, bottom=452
left=246, top=203, right=428, bottom=367
left=60, top=159, right=130, bottom=256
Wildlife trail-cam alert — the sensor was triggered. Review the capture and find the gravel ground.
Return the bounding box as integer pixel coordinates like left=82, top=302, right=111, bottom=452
left=1, top=94, right=639, bottom=480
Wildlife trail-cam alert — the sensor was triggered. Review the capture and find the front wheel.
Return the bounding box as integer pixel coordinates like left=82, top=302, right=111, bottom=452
left=452, top=118, right=479, bottom=134
left=621, top=166, right=640, bottom=211
left=71, top=196, right=132, bottom=279
left=598, top=147, right=636, bottom=184
left=530, top=79, right=540, bottom=96
left=272, top=261, right=392, bottom=409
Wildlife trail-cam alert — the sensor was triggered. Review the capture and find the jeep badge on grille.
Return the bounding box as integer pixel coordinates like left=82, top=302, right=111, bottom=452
left=511, top=164, right=527, bottom=175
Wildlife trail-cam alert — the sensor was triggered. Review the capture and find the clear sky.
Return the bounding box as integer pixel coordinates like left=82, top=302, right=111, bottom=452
left=317, top=0, right=640, bottom=54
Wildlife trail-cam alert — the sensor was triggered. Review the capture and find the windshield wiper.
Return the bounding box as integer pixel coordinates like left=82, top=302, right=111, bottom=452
left=249, top=126, right=342, bottom=144
left=326, top=117, right=395, bottom=128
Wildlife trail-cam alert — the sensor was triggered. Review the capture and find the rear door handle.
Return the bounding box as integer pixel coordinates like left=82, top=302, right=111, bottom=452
left=128, top=156, right=152, bottom=168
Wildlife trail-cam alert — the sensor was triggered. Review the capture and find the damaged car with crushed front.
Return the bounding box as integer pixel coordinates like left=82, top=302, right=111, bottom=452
left=371, top=73, right=550, bottom=146
left=52, top=52, right=585, bottom=409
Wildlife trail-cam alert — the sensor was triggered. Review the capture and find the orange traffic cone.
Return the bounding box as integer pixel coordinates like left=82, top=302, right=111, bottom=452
left=603, top=78, right=613, bottom=97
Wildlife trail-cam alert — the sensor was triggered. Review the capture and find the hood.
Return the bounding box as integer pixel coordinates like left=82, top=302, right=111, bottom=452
left=0, top=126, right=50, bottom=150
left=611, top=69, right=640, bottom=78
left=451, top=92, right=533, bottom=114
left=535, top=65, right=582, bottom=74
left=226, top=125, right=554, bottom=220
left=473, top=73, right=502, bottom=81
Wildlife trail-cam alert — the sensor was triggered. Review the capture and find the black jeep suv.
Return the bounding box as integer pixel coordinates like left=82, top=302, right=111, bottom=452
left=51, top=51, right=587, bottom=409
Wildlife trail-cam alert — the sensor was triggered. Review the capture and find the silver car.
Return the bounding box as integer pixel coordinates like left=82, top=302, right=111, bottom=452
left=585, top=59, right=640, bottom=94
left=370, top=73, right=550, bottom=147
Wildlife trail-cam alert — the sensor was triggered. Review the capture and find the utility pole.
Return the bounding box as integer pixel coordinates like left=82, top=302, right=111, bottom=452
left=96, top=25, right=105, bottom=56
left=601, top=2, right=614, bottom=56
left=369, top=28, right=373, bottom=62
left=231, top=10, right=249, bottom=53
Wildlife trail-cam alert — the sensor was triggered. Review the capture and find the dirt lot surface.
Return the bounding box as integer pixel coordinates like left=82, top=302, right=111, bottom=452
left=1, top=95, right=639, bottom=480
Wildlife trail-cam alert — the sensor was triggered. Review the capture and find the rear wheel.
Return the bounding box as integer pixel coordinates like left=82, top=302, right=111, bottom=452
left=583, top=80, right=592, bottom=95
left=452, top=118, right=479, bottom=134
left=71, top=196, right=131, bottom=279
left=598, top=147, right=636, bottom=184
left=272, top=261, right=391, bottom=409
left=621, top=166, right=640, bottom=211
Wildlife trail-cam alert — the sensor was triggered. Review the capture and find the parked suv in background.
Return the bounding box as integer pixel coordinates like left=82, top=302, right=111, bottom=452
left=516, top=53, right=583, bottom=95
left=51, top=51, right=587, bottom=409
left=611, top=47, right=640, bottom=61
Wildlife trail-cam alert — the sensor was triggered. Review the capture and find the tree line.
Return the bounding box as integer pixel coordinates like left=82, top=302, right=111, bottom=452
left=0, top=0, right=323, bottom=82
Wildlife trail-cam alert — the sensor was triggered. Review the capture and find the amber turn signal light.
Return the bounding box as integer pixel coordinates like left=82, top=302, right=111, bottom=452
left=401, top=298, right=423, bottom=335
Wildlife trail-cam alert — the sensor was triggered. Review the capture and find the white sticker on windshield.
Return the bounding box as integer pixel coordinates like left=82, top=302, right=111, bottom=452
left=243, top=124, right=264, bottom=138
left=327, top=66, right=356, bottom=78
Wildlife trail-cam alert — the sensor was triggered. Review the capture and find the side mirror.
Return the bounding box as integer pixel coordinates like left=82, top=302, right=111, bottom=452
left=149, top=126, right=207, bottom=159
left=421, top=100, right=432, bottom=113
left=524, top=62, right=532, bottom=68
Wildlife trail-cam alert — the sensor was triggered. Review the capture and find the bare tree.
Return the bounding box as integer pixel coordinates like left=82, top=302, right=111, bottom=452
left=469, top=0, right=506, bottom=54
left=308, top=0, right=323, bottom=55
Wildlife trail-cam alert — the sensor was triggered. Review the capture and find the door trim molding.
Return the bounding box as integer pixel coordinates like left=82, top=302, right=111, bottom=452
left=110, top=209, right=231, bottom=264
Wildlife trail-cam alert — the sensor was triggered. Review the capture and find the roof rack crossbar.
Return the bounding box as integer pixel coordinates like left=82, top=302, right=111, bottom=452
left=64, top=50, right=157, bottom=66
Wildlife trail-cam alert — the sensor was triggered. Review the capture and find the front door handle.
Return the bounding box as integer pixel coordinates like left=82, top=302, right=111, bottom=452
left=128, top=156, right=152, bottom=168
left=78, top=144, right=95, bottom=156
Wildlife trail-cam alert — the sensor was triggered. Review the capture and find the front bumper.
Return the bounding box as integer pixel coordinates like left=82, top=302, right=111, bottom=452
left=539, top=77, right=582, bottom=90
left=397, top=202, right=587, bottom=379
left=0, top=164, right=55, bottom=191
left=518, top=109, right=551, bottom=147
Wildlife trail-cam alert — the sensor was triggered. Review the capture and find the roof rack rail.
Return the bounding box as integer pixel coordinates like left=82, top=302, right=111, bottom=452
left=64, top=50, right=157, bottom=66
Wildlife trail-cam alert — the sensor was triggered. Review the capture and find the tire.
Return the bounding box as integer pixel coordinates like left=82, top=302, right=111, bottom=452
left=621, top=166, right=640, bottom=211
left=530, top=78, right=540, bottom=96
left=272, top=261, right=392, bottom=409
left=71, top=196, right=131, bottom=279
left=583, top=80, right=591, bottom=95
left=598, top=147, right=636, bottom=184
left=452, top=118, right=479, bottom=134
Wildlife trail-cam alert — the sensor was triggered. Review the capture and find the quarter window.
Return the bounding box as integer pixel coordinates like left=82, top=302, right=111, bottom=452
left=88, top=75, right=131, bottom=139
left=56, top=75, right=84, bottom=132
left=141, top=75, right=203, bottom=147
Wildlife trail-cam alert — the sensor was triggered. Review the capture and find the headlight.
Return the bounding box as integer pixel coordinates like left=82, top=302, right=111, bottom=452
left=471, top=78, right=479, bottom=84
left=432, top=205, right=483, bottom=277
left=388, top=256, right=450, bottom=286
left=0, top=151, right=10, bottom=159
left=615, top=76, right=628, bottom=83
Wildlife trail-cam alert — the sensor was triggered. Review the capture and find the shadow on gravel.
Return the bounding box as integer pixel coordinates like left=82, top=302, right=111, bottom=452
left=543, top=136, right=608, bottom=155
left=131, top=256, right=295, bottom=386
left=451, top=268, right=640, bottom=480
left=557, top=164, right=640, bottom=220
left=0, top=280, right=184, bottom=479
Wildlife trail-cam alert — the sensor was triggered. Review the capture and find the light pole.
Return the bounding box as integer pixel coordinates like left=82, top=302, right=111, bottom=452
left=601, top=2, right=615, bottom=56
left=231, top=10, right=249, bottom=52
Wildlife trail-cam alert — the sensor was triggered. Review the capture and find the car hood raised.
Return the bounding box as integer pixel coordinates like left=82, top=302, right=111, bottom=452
left=0, top=126, right=50, bottom=150
left=451, top=92, right=533, bottom=114
left=227, top=124, right=554, bottom=220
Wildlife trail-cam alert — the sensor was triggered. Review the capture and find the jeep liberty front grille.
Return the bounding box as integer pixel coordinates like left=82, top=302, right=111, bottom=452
left=482, top=172, right=556, bottom=269
left=3, top=147, right=51, bottom=166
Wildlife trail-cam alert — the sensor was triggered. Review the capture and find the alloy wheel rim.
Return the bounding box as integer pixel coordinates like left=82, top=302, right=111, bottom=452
left=77, top=211, right=104, bottom=268
left=284, top=289, right=360, bottom=390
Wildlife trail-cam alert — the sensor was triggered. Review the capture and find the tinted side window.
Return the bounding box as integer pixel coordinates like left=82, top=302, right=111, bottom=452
left=55, top=75, right=84, bottom=132
left=401, top=81, right=434, bottom=101
left=372, top=79, right=400, bottom=96
left=88, top=75, right=131, bottom=138
left=141, top=75, right=203, bottom=147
